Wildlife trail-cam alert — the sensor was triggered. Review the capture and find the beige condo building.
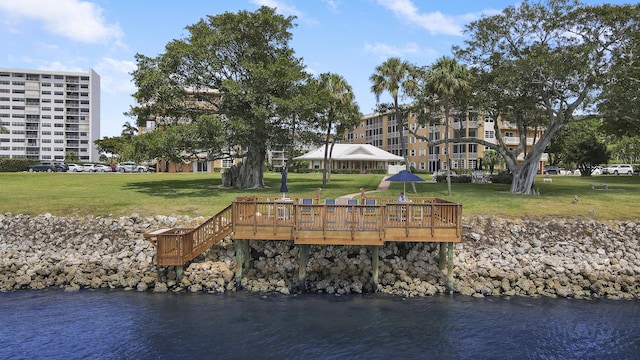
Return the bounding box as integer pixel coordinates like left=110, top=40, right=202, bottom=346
left=345, top=110, right=546, bottom=174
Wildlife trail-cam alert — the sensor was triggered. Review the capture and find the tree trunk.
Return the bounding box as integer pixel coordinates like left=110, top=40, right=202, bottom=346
left=322, top=120, right=332, bottom=187
left=444, top=105, right=452, bottom=196
left=510, top=157, right=541, bottom=194
left=328, top=141, right=335, bottom=184
left=236, top=142, right=265, bottom=189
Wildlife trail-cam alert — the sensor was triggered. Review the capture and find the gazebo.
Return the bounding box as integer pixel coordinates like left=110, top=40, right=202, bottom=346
left=293, top=144, right=404, bottom=173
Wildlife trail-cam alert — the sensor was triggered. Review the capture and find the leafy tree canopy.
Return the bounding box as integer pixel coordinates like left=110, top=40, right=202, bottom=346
left=453, top=0, right=640, bottom=193
left=129, top=7, right=310, bottom=189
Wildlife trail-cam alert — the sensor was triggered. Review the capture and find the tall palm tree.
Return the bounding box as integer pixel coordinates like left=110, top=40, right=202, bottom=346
left=370, top=58, right=414, bottom=173
left=426, top=56, right=472, bottom=196
left=318, top=73, right=360, bottom=186
left=121, top=121, right=138, bottom=138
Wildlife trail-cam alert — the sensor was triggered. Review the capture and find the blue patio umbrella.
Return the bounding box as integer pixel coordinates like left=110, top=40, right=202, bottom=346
left=280, top=167, right=288, bottom=197
left=386, top=170, right=425, bottom=194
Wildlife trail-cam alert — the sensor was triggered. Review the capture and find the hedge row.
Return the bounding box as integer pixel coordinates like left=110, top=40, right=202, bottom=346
left=0, top=159, right=39, bottom=172
left=434, top=174, right=473, bottom=183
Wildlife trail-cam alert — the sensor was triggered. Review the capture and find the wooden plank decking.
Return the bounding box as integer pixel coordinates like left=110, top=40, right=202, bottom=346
left=144, top=196, right=461, bottom=266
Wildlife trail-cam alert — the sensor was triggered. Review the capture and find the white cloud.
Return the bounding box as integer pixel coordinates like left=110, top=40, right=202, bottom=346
left=0, top=0, right=122, bottom=43
left=322, top=0, right=339, bottom=11
left=376, top=0, right=464, bottom=36
left=94, top=57, right=137, bottom=95
left=37, top=61, right=84, bottom=73
left=364, top=41, right=421, bottom=59
left=250, top=0, right=318, bottom=25
left=251, top=0, right=303, bottom=17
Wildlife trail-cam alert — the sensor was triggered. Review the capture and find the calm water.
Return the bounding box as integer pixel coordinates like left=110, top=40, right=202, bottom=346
left=0, top=290, right=639, bottom=360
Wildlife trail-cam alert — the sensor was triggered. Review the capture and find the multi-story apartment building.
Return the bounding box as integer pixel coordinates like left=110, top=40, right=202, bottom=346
left=0, top=68, right=100, bottom=162
left=346, top=110, right=545, bottom=173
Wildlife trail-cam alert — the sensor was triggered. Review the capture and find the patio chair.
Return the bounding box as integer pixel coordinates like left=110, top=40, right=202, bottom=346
left=299, top=198, right=315, bottom=222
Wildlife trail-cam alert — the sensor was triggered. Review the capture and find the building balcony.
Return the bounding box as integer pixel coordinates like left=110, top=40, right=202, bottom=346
left=25, top=106, right=40, bottom=114
left=504, top=137, right=534, bottom=145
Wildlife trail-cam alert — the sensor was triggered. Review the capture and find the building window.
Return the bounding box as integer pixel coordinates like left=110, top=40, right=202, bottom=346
left=485, top=130, right=495, bottom=139
left=221, top=158, right=233, bottom=168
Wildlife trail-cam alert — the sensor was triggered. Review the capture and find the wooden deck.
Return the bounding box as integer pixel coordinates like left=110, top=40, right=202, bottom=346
left=144, top=196, right=462, bottom=267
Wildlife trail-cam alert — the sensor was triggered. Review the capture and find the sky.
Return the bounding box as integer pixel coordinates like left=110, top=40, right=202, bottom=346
left=0, top=0, right=630, bottom=137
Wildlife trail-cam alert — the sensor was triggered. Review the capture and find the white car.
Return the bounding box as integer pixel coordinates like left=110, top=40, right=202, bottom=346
left=605, top=164, right=633, bottom=175
left=93, top=164, right=113, bottom=172
left=67, top=163, right=84, bottom=172
left=116, top=161, right=148, bottom=173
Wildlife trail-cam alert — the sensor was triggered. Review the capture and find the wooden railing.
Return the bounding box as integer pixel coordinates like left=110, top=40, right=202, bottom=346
left=144, top=204, right=233, bottom=266
left=232, top=197, right=461, bottom=245
left=145, top=196, right=461, bottom=266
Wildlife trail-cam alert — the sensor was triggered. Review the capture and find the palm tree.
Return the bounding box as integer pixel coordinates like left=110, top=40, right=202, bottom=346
left=121, top=121, right=138, bottom=138
left=426, top=56, right=473, bottom=196
left=370, top=58, right=414, bottom=173
left=318, top=73, right=360, bottom=186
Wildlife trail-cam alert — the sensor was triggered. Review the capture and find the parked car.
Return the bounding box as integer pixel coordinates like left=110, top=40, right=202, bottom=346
left=27, top=162, right=57, bottom=172
left=604, top=164, right=633, bottom=175
left=543, top=165, right=560, bottom=175
left=591, top=166, right=603, bottom=175
left=50, top=162, right=68, bottom=172
left=83, top=163, right=96, bottom=172
left=67, top=163, right=84, bottom=172
left=93, top=164, right=113, bottom=172
left=116, top=161, right=148, bottom=173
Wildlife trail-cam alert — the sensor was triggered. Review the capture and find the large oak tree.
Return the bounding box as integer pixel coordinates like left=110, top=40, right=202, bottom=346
left=454, top=0, right=640, bottom=194
left=129, top=7, right=308, bottom=189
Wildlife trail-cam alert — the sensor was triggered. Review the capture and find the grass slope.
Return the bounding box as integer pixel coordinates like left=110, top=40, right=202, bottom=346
left=1, top=172, right=638, bottom=220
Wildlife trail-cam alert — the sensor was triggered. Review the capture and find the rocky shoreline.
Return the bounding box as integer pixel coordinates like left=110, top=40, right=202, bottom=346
left=1, top=212, right=638, bottom=300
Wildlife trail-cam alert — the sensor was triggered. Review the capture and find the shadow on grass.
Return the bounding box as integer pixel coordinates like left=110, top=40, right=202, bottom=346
left=121, top=178, right=228, bottom=199
left=120, top=176, right=329, bottom=200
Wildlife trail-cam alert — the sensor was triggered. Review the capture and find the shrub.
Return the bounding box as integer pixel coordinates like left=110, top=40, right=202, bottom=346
left=491, top=174, right=513, bottom=184
left=0, top=159, right=38, bottom=172
left=435, top=174, right=472, bottom=183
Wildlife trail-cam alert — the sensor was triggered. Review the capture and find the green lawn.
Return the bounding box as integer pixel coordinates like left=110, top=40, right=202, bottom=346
left=1, top=171, right=638, bottom=220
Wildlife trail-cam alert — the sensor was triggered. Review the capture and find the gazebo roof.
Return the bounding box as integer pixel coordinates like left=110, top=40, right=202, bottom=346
left=293, top=144, right=404, bottom=162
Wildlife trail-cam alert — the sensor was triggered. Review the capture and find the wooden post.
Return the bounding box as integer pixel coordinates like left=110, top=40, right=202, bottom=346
left=235, top=240, right=245, bottom=290
left=371, top=245, right=380, bottom=292
left=447, top=242, right=454, bottom=294
left=242, top=240, right=251, bottom=269
left=439, top=242, right=446, bottom=270
left=176, top=265, right=184, bottom=283
left=297, top=244, right=310, bottom=292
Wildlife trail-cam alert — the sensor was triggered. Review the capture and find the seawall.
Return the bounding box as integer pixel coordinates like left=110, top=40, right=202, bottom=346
left=0, top=212, right=638, bottom=299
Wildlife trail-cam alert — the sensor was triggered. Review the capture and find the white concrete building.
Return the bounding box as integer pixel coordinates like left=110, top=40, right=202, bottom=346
left=0, top=68, right=100, bottom=162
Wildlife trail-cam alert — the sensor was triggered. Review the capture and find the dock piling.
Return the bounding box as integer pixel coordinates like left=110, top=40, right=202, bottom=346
left=234, top=240, right=245, bottom=290
left=297, top=244, right=310, bottom=292
left=371, top=245, right=380, bottom=292
left=447, top=242, right=454, bottom=294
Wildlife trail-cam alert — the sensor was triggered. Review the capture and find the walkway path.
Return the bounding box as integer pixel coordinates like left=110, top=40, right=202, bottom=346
left=336, top=175, right=391, bottom=202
